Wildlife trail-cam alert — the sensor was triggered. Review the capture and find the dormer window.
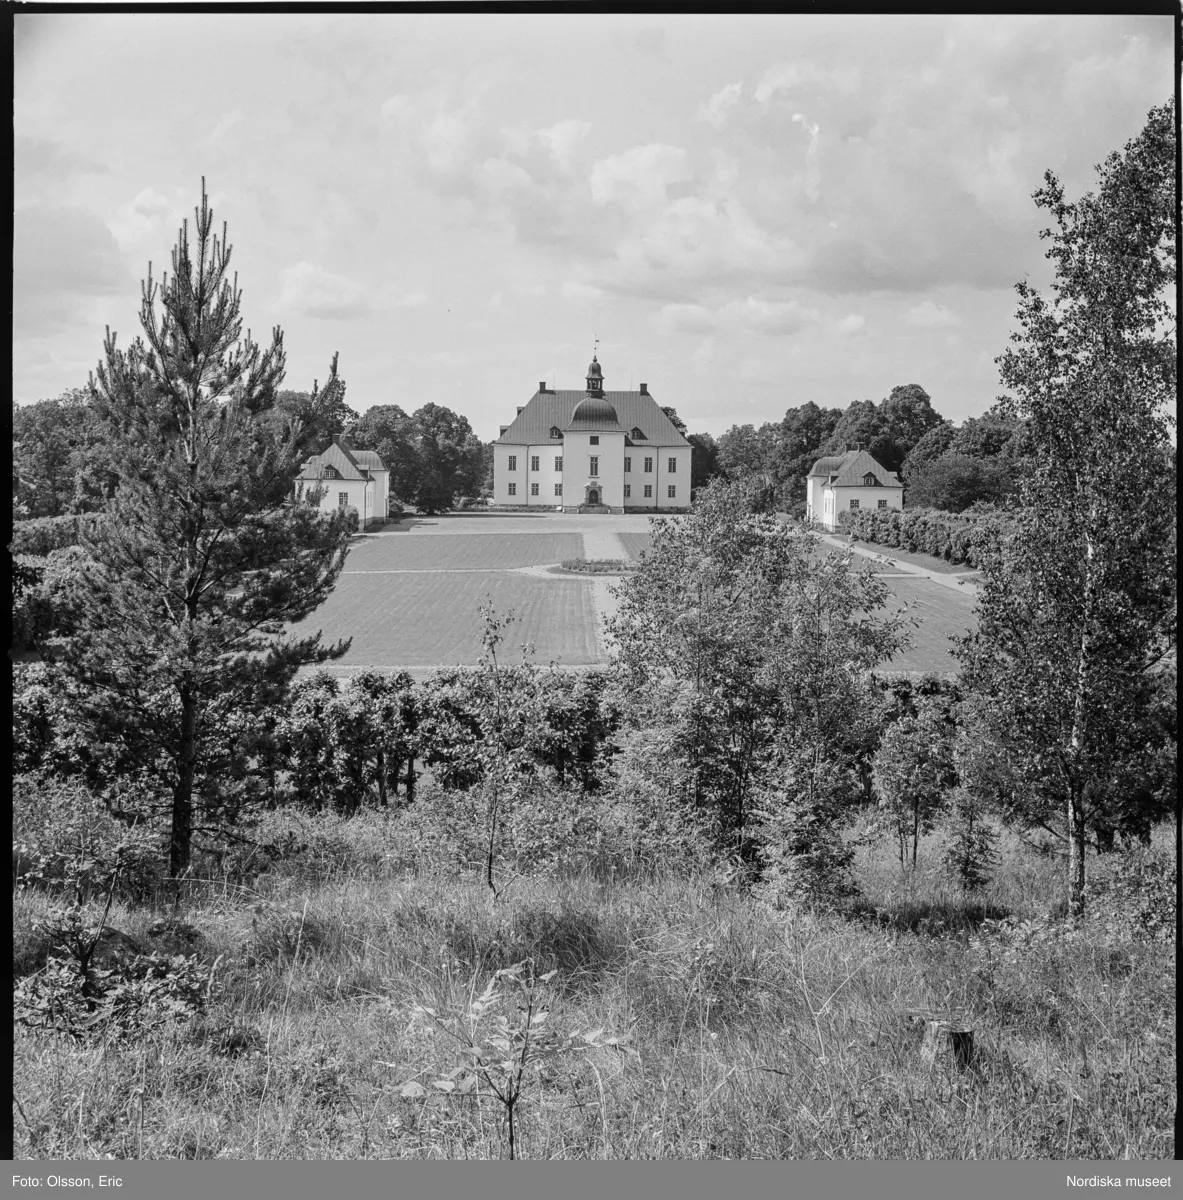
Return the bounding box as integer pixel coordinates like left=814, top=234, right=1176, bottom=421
left=550, top=426, right=562, bottom=439
left=631, top=427, right=647, bottom=440
left=863, top=473, right=877, bottom=486
left=323, top=465, right=340, bottom=479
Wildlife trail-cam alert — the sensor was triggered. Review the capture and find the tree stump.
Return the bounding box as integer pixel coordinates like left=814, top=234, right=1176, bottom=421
left=920, top=1019, right=974, bottom=1071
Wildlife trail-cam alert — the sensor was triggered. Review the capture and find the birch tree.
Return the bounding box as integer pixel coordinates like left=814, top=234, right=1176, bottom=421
left=958, top=102, right=1176, bottom=915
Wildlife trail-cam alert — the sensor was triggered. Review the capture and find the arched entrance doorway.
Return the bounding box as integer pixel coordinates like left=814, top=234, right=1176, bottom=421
left=587, top=488, right=600, bottom=506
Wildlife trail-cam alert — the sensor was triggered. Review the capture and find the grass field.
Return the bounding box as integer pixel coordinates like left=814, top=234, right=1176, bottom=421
left=291, top=571, right=600, bottom=668
left=344, top=532, right=584, bottom=572
left=13, top=818, right=1174, bottom=1160
left=285, top=518, right=979, bottom=675
left=881, top=576, right=978, bottom=673
left=617, top=532, right=653, bottom=561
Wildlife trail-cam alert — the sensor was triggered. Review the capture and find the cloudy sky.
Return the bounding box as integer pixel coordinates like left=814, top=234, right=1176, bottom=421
left=14, top=13, right=1174, bottom=440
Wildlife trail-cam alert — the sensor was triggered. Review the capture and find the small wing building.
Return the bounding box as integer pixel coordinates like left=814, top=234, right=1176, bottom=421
left=806, top=448, right=903, bottom=530
left=493, top=356, right=691, bottom=512
left=295, top=434, right=389, bottom=529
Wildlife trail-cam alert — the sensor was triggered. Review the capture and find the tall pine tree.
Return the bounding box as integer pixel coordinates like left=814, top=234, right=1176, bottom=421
left=63, top=181, right=354, bottom=877
left=958, top=102, right=1176, bottom=915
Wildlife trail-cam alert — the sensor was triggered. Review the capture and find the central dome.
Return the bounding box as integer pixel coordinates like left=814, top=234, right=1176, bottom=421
left=568, top=394, right=620, bottom=428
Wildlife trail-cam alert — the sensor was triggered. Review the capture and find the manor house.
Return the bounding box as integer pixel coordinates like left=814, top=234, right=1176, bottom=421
left=492, top=356, right=691, bottom=512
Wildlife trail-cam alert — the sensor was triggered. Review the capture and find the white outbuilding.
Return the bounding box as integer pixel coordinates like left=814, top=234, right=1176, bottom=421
left=295, top=435, right=389, bottom=529
left=806, top=447, right=903, bottom=531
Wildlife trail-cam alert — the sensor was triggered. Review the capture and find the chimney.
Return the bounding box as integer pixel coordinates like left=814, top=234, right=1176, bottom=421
left=639, top=382, right=648, bottom=395
left=539, top=381, right=547, bottom=394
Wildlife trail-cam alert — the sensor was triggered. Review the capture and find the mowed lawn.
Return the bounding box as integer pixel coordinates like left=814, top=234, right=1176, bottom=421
left=342, top=531, right=584, bottom=572
left=291, top=571, right=600, bottom=668
left=617, top=531, right=653, bottom=561
left=880, top=575, right=978, bottom=673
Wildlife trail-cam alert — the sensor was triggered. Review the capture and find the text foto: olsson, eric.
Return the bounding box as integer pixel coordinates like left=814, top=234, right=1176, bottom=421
left=13, top=1179, right=122, bottom=1189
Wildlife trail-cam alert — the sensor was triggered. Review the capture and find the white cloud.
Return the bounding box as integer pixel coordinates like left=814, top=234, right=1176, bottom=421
left=720, top=296, right=819, bottom=335
left=700, top=81, right=743, bottom=127
left=561, top=280, right=604, bottom=302
left=658, top=296, right=819, bottom=337
left=754, top=61, right=859, bottom=105
left=108, top=187, right=187, bottom=251
left=590, top=143, right=691, bottom=209
left=905, top=300, right=961, bottom=328
left=832, top=313, right=866, bottom=337
left=657, top=303, right=715, bottom=334
left=791, top=112, right=821, bottom=201
left=205, top=110, right=244, bottom=146
left=691, top=337, right=715, bottom=373
left=536, top=119, right=592, bottom=171
left=276, top=261, right=374, bottom=320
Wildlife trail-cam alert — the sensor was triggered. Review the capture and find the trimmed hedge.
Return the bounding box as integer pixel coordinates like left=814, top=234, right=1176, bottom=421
left=10, top=513, right=104, bottom=557
left=837, top=504, right=1011, bottom=566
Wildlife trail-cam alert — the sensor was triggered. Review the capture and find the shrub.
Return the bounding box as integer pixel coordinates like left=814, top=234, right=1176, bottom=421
left=9, top=513, right=104, bottom=557
left=12, top=774, right=165, bottom=905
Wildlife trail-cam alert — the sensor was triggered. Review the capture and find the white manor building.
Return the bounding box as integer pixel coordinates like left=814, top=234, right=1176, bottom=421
left=492, top=356, right=692, bottom=513
left=806, top=447, right=903, bottom=531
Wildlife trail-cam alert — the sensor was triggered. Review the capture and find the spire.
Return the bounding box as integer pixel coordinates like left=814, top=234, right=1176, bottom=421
left=585, top=350, right=604, bottom=396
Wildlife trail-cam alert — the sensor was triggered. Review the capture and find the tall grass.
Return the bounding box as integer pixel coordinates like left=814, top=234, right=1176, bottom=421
left=12, top=818, right=1174, bottom=1160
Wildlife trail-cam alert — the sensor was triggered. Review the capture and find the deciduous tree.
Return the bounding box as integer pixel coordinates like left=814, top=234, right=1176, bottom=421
left=958, top=102, right=1176, bottom=916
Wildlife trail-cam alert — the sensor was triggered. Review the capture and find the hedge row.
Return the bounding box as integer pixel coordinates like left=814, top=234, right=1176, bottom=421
left=10, top=513, right=104, bottom=557
left=836, top=504, right=1011, bottom=566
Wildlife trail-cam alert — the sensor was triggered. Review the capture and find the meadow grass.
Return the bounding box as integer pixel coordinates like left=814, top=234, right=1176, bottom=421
left=12, top=818, right=1174, bottom=1161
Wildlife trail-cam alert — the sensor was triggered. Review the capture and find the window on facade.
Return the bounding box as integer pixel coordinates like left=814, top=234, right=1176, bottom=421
left=877, top=499, right=888, bottom=510
left=644, top=484, right=652, bottom=499
left=644, top=457, right=653, bottom=473
left=531, top=483, right=539, bottom=496
left=590, top=435, right=599, bottom=445
left=624, top=484, right=631, bottom=498
left=554, top=456, right=562, bottom=471
left=531, top=456, right=539, bottom=471
left=508, top=483, right=517, bottom=496
left=624, top=456, right=632, bottom=473
left=508, top=455, right=517, bottom=471
left=550, top=426, right=562, bottom=439
left=668, top=457, right=677, bottom=473
left=850, top=499, right=860, bottom=510
left=338, top=492, right=349, bottom=509
left=555, top=484, right=563, bottom=496
left=668, top=485, right=676, bottom=499
left=589, top=456, right=599, bottom=476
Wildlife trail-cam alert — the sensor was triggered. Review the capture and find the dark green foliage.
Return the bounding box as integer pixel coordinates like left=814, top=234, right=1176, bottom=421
left=839, top=502, right=1012, bottom=564
left=55, top=182, right=354, bottom=877
left=960, top=101, right=1177, bottom=916
left=608, top=478, right=909, bottom=888
left=10, top=513, right=106, bottom=557
left=903, top=453, right=1017, bottom=513
left=351, top=401, right=485, bottom=514
left=12, top=390, right=114, bottom=519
